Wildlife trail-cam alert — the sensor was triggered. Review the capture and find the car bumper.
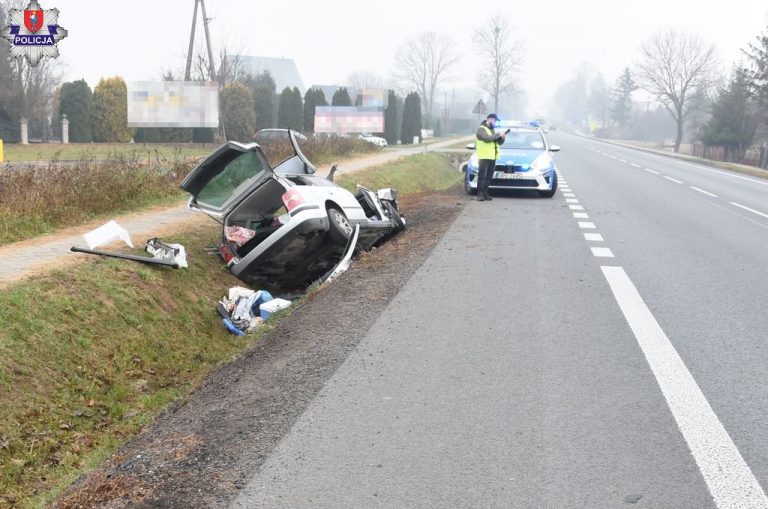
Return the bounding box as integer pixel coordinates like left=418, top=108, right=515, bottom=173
left=467, top=170, right=555, bottom=191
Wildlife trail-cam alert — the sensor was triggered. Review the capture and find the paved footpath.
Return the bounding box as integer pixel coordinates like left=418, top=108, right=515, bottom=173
left=0, top=138, right=467, bottom=286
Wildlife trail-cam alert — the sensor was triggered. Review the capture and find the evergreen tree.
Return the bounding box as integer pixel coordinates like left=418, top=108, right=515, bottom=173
left=332, top=87, right=352, bottom=106
left=610, top=68, right=637, bottom=129
left=303, top=88, right=328, bottom=133
left=59, top=79, right=93, bottom=142
left=245, top=71, right=276, bottom=131
left=220, top=82, right=255, bottom=141
left=384, top=90, right=398, bottom=145
left=92, top=77, right=134, bottom=142
left=401, top=92, right=423, bottom=144
left=745, top=24, right=768, bottom=115
left=278, top=87, right=303, bottom=130
left=699, top=69, right=759, bottom=161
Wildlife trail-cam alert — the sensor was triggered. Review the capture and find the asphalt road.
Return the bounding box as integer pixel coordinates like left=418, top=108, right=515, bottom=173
left=230, top=132, right=768, bottom=508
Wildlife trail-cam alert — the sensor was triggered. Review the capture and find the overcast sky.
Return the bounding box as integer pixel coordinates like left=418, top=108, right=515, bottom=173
left=50, top=0, right=768, bottom=116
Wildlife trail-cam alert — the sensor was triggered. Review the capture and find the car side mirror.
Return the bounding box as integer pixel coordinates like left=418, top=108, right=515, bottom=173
left=549, top=145, right=561, bottom=152
left=465, top=143, right=475, bottom=150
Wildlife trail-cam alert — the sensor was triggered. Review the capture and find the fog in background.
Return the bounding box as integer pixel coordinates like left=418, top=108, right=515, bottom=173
left=52, top=0, right=768, bottom=118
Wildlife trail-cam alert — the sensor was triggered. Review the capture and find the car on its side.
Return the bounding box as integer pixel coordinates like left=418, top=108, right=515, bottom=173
left=461, top=122, right=561, bottom=198
left=180, top=129, right=405, bottom=289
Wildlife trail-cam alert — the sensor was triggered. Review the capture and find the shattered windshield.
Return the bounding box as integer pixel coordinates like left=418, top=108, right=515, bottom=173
left=197, top=150, right=269, bottom=209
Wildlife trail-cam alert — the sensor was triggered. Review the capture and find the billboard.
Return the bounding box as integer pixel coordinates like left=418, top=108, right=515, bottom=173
left=127, top=81, right=219, bottom=128
left=314, top=106, right=384, bottom=134
left=357, top=88, right=388, bottom=108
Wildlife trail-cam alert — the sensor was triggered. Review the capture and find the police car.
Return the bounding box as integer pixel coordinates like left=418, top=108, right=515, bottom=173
left=462, top=121, right=560, bottom=198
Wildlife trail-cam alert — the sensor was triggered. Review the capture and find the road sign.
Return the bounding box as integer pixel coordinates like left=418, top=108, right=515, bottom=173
left=472, top=99, right=487, bottom=115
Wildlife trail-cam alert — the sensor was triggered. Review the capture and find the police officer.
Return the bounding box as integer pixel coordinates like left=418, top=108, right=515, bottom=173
left=474, top=113, right=506, bottom=201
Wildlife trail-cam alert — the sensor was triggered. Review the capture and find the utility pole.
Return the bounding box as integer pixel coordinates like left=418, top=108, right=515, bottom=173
left=184, top=0, right=216, bottom=82
left=184, top=0, right=199, bottom=80
left=200, top=0, right=216, bottom=82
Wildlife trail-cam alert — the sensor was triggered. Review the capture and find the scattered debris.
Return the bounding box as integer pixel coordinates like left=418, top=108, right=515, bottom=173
left=323, top=224, right=360, bottom=284
left=217, top=286, right=290, bottom=335
left=146, top=238, right=188, bottom=268
left=83, top=220, right=134, bottom=249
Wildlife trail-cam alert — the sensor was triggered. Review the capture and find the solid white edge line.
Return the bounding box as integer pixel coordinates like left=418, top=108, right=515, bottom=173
left=591, top=247, right=614, bottom=258
left=730, top=202, right=768, bottom=220
left=664, top=176, right=684, bottom=184
left=690, top=186, right=718, bottom=198
left=644, top=168, right=661, bottom=175
left=584, top=233, right=603, bottom=241
left=600, top=266, right=768, bottom=509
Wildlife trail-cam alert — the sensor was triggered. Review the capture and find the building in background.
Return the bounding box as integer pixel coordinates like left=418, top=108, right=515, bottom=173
left=236, top=56, right=305, bottom=93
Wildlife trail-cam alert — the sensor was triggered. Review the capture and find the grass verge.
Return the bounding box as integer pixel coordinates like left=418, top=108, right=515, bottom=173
left=336, top=152, right=462, bottom=194
left=1, top=143, right=213, bottom=163
left=0, top=151, right=460, bottom=508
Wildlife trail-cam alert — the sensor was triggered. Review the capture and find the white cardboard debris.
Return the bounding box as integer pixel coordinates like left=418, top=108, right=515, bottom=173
left=83, top=221, right=134, bottom=250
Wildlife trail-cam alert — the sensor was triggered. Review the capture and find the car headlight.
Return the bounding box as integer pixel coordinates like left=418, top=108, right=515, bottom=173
left=530, top=153, right=552, bottom=174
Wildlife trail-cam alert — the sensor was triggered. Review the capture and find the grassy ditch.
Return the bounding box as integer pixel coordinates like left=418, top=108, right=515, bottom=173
left=0, top=151, right=461, bottom=508
left=0, top=137, right=378, bottom=247
left=336, top=152, right=462, bottom=195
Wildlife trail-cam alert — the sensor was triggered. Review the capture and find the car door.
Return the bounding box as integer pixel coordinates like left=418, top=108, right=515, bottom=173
left=179, top=141, right=276, bottom=219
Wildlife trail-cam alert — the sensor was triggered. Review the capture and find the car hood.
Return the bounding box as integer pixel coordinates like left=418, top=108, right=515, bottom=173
left=495, top=149, right=547, bottom=171
left=180, top=141, right=275, bottom=217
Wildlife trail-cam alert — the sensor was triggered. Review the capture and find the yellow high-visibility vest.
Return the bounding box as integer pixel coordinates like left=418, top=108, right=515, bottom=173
left=476, top=125, right=499, bottom=160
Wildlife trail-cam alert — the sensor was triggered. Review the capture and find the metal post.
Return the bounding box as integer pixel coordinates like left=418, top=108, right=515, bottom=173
left=20, top=118, right=28, bottom=145
left=61, top=114, right=69, bottom=144
left=184, top=0, right=199, bottom=81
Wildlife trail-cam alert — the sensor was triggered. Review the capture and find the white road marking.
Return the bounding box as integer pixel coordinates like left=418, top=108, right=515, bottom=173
left=578, top=221, right=596, bottom=229
left=630, top=162, right=642, bottom=168
left=644, top=168, right=661, bottom=175
left=601, top=265, right=768, bottom=509
left=609, top=155, right=618, bottom=160
left=730, top=202, right=768, bottom=220
left=660, top=158, right=768, bottom=188
left=584, top=233, right=603, bottom=241
left=573, top=212, right=589, bottom=219
left=563, top=193, right=576, bottom=198
left=566, top=198, right=579, bottom=203
left=618, top=158, right=628, bottom=163
left=664, top=176, right=684, bottom=184
left=690, top=186, right=718, bottom=198
left=569, top=204, right=585, bottom=211
left=591, top=247, right=614, bottom=258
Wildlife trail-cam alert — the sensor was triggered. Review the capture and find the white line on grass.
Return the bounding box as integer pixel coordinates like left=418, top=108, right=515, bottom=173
left=601, top=266, right=768, bottom=509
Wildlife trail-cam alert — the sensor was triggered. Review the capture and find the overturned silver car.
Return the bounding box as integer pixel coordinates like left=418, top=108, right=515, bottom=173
left=180, top=129, right=405, bottom=289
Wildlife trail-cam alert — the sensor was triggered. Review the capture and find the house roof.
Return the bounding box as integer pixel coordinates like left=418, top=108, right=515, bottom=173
left=236, top=55, right=305, bottom=94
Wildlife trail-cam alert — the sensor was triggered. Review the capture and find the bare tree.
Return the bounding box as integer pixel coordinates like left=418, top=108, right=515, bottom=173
left=635, top=29, right=719, bottom=152
left=473, top=14, right=524, bottom=113
left=347, top=70, right=384, bottom=91
left=393, top=32, right=459, bottom=122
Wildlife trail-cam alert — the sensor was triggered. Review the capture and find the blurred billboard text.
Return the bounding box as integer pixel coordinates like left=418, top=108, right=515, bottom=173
left=127, top=81, right=219, bottom=128
left=314, top=107, right=384, bottom=134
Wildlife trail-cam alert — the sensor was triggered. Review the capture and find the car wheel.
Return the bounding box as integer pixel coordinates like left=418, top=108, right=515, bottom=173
left=464, top=174, right=477, bottom=195
left=327, top=207, right=354, bottom=246
left=539, top=172, right=558, bottom=198
left=384, top=201, right=406, bottom=232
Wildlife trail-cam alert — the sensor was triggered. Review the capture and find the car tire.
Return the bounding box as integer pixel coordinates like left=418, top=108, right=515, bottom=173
left=327, top=207, right=354, bottom=246
left=384, top=201, right=406, bottom=232
left=539, top=172, right=558, bottom=198
left=464, top=175, right=477, bottom=195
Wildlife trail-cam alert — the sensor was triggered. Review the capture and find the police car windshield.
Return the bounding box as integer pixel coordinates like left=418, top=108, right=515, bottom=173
left=495, top=129, right=546, bottom=151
